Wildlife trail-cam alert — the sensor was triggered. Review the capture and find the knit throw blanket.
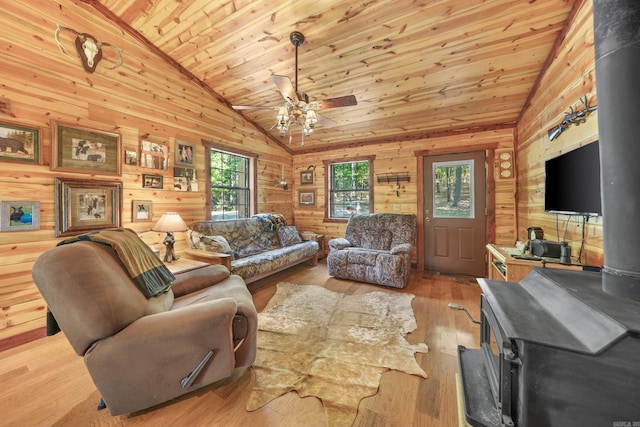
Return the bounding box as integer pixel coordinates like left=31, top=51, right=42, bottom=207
left=58, top=228, right=175, bottom=298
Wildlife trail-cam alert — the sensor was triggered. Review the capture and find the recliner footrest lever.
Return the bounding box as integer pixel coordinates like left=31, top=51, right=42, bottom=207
left=181, top=349, right=215, bottom=389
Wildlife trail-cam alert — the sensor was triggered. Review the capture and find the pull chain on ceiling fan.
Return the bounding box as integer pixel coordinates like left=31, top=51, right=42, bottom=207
left=232, top=31, right=357, bottom=146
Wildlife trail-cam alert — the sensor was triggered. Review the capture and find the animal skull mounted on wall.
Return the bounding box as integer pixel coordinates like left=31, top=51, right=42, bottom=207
left=54, top=25, right=123, bottom=73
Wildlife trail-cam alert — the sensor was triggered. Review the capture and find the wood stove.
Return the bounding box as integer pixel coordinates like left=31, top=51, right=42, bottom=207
left=458, top=267, right=640, bottom=426
left=459, top=2, right=640, bottom=424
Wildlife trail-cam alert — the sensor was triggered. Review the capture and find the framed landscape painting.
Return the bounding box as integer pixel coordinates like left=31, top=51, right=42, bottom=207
left=0, top=122, right=40, bottom=164
left=142, top=174, right=163, bottom=189
left=299, top=189, right=316, bottom=207
left=51, top=121, right=121, bottom=176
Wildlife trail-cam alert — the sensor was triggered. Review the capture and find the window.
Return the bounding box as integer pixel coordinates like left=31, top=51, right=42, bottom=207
left=432, top=160, right=474, bottom=218
left=209, top=149, right=251, bottom=220
left=325, top=157, right=374, bottom=220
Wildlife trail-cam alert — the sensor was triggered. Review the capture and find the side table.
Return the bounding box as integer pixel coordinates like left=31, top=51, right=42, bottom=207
left=301, top=232, right=325, bottom=260
left=164, top=257, right=209, bottom=275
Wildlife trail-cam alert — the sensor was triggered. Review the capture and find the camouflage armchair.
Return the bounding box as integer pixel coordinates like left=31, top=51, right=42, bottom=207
left=327, top=213, right=417, bottom=288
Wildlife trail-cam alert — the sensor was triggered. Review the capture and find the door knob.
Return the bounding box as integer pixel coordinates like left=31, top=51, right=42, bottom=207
left=425, top=209, right=431, bottom=222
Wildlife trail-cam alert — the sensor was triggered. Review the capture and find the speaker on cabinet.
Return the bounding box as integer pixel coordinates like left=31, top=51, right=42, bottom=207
left=530, top=239, right=563, bottom=258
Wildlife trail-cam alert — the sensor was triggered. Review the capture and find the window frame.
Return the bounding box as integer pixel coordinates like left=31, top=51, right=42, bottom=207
left=203, top=140, right=257, bottom=221
left=323, top=155, right=375, bottom=223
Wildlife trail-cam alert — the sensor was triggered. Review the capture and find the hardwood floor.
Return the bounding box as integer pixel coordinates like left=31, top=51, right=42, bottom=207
left=0, top=262, right=482, bottom=427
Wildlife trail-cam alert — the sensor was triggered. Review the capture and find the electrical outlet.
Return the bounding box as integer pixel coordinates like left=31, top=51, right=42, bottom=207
left=393, top=204, right=401, bottom=211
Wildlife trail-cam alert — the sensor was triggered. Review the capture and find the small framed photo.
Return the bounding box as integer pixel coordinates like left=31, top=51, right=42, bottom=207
left=0, top=122, right=40, bottom=164
left=125, top=150, right=138, bottom=166
left=142, top=174, right=163, bottom=189
left=51, top=121, right=121, bottom=176
left=175, top=141, right=195, bottom=167
left=298, top=189, right=316, bottom=207
left=300, top=170, right=314, bottom=185
left=132, top=200, right=153, bottom=222
left=54, top=178, right=122, bottom=237
left=140, top=139, right=169, bottom=170
left=0, top=201, right=40, bottom=231
left=173, top=167, right=197, bottom=191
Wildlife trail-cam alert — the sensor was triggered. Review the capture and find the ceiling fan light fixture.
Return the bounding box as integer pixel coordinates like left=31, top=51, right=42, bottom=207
left=306, top=110, right=317, bottom=124
left=233, top=31, right=357, bottom=147
left=277, top=106, right=289, bottom=122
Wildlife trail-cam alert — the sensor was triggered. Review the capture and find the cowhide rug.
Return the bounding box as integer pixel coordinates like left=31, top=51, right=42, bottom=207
left=246, top=282, right=429, bottom=426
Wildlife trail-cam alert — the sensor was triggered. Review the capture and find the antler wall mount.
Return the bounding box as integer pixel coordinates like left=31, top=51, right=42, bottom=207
left=547, top=96, right=598, bottom=141
left=54, top=25, right=123, bottom=73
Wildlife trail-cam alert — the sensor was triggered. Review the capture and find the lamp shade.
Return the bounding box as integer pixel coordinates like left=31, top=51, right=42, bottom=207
left=152, top=212, right=188, bottom=233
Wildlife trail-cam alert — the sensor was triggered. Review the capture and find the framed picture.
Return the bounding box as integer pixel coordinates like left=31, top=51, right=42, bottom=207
left=132, top=200, right=153, bottom=222
left=299, top=189, right=316, bottom=207
left=0, top=122, right=40, bottom=163
left=175, top=141, right=195, bottom=167
left=0, top=201, right=40, bottom=231
left=142, top=174, right=163, bottom=189
left=300, top=170, right=314, bottom=185
left=140, top=139, right=169, bottom=170
left=51, top=121, right=121, bottom=176
left=173, top=167, right=197, bottom=191
left=125, top=150, right=138, bottom=166
left=54, top=178, right=122, bottom=237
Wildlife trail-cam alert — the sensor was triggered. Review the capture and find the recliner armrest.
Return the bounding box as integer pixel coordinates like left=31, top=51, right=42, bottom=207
left=171, top=264, right=231, bottom=297
left=328, top=237, right=352, bottom=250
left=390, top=243, right=413, bottom=255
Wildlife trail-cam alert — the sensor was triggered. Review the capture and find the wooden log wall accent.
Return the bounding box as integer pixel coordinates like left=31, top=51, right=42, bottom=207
left=516, top=0, right=603, bottom=267
left=292, top=128, right=516, bottom=266
left=0, top=0, right=290, bottom=342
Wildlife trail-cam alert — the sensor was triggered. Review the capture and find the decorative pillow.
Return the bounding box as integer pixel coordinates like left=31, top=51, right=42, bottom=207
left=253, top=213, right=287, bottom=231
left=360, top=229, right=392, bottom=250
left=199, top=235, right=232, bottom=254
left=278, top=225, right=303, bottom=247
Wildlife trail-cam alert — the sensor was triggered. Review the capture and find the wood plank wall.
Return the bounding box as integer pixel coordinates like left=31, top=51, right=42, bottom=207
left=516, top=0, right=603, bottom=267
left=291, top=128, right=517, bottom=264
left=0, top=0, right=291, bottom=342
left=0, top=0, right=601, bottom=344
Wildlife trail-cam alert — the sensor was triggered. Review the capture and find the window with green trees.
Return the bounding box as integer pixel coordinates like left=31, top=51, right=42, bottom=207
left=327, top=159, right=373, bottom=219
left=210, top=150, right=250, bottom=220
left=433, top=160, right=473, bottom=218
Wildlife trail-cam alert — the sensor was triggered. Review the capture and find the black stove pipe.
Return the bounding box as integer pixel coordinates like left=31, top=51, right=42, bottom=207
left=593, top=0, right=640, bottom=299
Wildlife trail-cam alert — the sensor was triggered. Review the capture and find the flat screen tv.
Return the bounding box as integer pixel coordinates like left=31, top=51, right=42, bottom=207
left=544, top=141, right=602, bottom=216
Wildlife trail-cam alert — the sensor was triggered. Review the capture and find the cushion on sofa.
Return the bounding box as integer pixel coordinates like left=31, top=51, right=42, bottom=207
left=199, top=235, right=233, bottom=255
left=278, top=226, right=303, bottom=247
left=360, top=229, right=392, bottom=250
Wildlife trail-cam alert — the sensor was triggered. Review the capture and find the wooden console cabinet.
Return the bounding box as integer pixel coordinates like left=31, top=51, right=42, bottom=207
left=486, top=244, right=582, bottom=282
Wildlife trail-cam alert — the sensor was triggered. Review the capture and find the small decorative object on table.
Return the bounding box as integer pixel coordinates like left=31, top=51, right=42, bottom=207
left=152, top=212, right=188, bottom=263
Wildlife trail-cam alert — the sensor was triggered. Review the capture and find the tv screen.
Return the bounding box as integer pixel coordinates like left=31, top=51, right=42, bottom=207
left=544, top=141, right=602, bottom=216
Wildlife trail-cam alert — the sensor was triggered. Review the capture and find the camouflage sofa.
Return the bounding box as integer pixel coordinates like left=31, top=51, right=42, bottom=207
left=327, top=213, right=417, bottom=288
left=187, top=214, right=319, bottom=284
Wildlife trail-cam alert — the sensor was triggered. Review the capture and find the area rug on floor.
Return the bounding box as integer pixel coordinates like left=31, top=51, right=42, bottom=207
left=246, top=282, right=429, bottom=426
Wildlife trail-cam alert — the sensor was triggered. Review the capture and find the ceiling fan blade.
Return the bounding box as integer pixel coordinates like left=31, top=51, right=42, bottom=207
left=320, top=95, right=357, bottom=109
left=316, top=113, right=336, bottom=128
left=232, top=105, right=275, bottom=110
left=273, top=75, right=298, bottom=104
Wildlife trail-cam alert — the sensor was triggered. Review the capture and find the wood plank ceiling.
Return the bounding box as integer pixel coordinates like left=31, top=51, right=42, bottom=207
left=87, top=0, right=579, bottom=153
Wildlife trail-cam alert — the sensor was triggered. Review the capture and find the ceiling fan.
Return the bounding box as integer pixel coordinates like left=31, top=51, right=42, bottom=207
left=232, top=31, right=357, bottom=145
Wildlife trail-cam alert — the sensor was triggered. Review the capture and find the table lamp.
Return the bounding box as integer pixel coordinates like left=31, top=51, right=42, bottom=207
left=152, top=212, right=188, bottom=263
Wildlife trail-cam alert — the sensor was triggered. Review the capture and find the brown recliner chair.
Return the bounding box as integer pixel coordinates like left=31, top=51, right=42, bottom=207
left=32, top=237, right=257, bottom=416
